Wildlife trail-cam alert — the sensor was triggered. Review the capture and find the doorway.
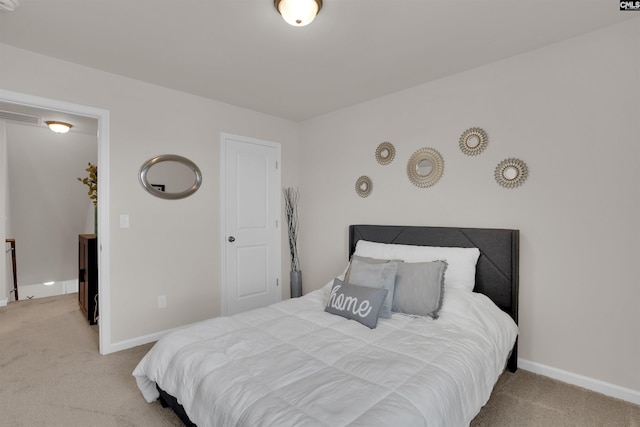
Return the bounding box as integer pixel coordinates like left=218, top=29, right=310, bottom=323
left=3, top=106, right=97, bottom=301
left=220, top=133, right=281, bottom=316
left=0, top=89, right=111, bottom=354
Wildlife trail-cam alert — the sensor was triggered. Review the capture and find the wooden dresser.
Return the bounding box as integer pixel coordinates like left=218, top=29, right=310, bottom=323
left=78, top=234, right=98, bottom=325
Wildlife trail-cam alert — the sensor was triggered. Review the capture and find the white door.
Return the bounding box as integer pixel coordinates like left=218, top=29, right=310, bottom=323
left=221, top=133, right=281, bottom=315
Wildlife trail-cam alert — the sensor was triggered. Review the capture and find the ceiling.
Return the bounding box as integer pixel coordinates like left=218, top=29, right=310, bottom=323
left=0, top=1, right=634, bottom=122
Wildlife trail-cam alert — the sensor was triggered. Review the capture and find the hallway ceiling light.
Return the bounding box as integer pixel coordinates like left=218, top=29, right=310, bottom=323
left=45, top=120, right=73, bottom=134
left=274, top=0, right=322, bottom=27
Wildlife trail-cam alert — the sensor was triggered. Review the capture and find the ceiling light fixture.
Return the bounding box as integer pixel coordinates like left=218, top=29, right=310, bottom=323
left=0, top=0, right=20, bottom=12
left=45, top=121, right=73, bottom=134
left=274, top=0, right=322, bottom=27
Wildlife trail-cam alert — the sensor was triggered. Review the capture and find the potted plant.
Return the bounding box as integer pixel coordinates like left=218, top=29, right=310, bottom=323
left=78, top=162, right=97, bottom=235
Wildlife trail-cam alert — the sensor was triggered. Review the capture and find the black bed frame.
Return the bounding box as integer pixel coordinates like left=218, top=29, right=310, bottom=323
left=349, top=224, right=519, bottom=372
left=158, top=385, right=196, bottom=427
left=158, top=224, right=520, bottom=426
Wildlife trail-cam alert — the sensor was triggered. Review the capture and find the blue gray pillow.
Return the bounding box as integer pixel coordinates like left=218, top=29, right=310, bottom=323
left=325, top=279, right=388, bottom=329
left=392, top=260, right=448, bottom=318
left=344, top=255, right=395, bottom=282
left=346, top=257, right=398, bottom=319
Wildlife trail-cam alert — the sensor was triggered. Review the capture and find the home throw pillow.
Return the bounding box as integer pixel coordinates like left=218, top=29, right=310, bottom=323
left=393, top=260, right=448, bottom=319
left=346, top=257, right=398, bottom=318
left=325, top=279, right=388, bottom=329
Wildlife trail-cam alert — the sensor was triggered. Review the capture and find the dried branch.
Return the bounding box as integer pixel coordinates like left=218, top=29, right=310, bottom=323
left=283, top=187, right=300, bottom=272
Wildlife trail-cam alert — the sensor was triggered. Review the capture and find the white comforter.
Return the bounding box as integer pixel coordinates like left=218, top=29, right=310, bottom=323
left=133, top=282, right=517, bottom=427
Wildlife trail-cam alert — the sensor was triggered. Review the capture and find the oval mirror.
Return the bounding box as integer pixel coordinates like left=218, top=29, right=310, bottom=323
left=139, top=154, right=203, bottom=199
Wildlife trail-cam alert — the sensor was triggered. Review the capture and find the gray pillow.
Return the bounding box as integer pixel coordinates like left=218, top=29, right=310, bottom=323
left=325, top=279, right=388, bottom=329
left=392, top=260, right=448, bottom=319
left=346, top=257, right=398, bottom=319
left=344, top=255, right=394, bottom=283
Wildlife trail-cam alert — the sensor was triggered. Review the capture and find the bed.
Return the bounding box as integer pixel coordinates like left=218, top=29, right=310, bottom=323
left=133, top=224, right=519, bottom=427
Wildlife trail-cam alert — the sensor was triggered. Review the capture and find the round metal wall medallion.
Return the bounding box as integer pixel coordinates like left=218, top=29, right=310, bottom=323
left=406, top=147, right=444, bottom=188
left=355, top=175, right=373, bottom=197
left=375, top=141, right=396, bottom=165
left=459, top=127, right=488, bottom=156
left=495, top=158, right=528, bottom=188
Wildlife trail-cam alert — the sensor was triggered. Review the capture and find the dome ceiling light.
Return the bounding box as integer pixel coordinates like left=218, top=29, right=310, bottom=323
left=274, top=0, right=322, bottom=27
left=45, top=121, right=73, bottom=134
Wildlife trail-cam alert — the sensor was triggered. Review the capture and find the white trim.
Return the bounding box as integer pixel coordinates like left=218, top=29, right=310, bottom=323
left=219, top=134, right=228, bottom=317
left=518, top=358, right=640, bottom=405
left=0, top=89, right=112, bottom=356
left=108, top=325, right=188, bottom=353
left=0, top=298, right=7, bottom=307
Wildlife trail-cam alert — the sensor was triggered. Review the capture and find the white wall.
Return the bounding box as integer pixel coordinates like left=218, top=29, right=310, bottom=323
left=16, top=279, right=78, bottom=300
left=0, top=43, right=300, bottom=344
left=298, top=18, right=640, bottom=394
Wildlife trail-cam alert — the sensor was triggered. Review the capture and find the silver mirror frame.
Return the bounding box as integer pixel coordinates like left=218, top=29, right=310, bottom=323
left=494, top=157, right=528, bottom=188
left=459, top=127, right=488, bottom=156
left=355, top=175, right=373, bottom=198
left=407, top=147, right=444, bottom=188
left=139, top=154, right=203, bottom=200
left=375, top=141, right=396, bottom=165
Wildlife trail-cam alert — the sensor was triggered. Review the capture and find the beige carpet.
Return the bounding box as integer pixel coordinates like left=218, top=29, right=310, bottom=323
left=1, top=294, right=638, bottom=427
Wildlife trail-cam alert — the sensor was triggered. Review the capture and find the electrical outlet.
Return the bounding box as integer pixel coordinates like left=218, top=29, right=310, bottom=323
left=158, top=295, right=167, bottom=308
left=120, top=214, right=130, bottom=228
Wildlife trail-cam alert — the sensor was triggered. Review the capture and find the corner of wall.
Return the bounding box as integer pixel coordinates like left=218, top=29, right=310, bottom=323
left=0, top=119, right=8, bottom=303
left=519, top=359, right=640, bottom=405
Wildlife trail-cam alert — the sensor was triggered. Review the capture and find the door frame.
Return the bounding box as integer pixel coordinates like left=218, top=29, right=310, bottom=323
left=219, top=132, right=281, bottom=316
left=0, top=89, right=111, bottom=355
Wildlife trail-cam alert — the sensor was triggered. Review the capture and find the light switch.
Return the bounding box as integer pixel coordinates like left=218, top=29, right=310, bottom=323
left=120, top=214, right=130, bottom=228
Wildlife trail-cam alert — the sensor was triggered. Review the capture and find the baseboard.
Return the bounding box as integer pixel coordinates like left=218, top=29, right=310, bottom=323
left=0, top=298, right=7, bottom=307
left=103, top=325, right=186, bottom=354
left=518, top=358, right=640, bottom=405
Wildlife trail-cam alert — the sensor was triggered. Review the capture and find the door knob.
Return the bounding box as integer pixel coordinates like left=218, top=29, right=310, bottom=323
left=228, top=236, right=235, bottom=242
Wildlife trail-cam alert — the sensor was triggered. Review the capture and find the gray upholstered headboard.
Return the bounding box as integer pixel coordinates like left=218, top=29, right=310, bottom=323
left=348, top=224, right=519, bottom=372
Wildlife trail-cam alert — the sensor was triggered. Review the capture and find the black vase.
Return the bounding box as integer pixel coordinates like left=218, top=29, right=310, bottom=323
left=290, top=271, right=302, bottom=298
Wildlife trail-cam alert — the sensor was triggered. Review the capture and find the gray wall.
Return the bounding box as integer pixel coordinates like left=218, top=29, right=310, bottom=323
left=6, top=123, right=97, bottom=288
left=0, top=42, right=301, bottom=345
left=297, top=18, right=640, bottom=393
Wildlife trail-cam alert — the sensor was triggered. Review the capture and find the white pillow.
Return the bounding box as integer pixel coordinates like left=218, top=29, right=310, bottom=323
left=354, top=240, right=480, bottom=292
